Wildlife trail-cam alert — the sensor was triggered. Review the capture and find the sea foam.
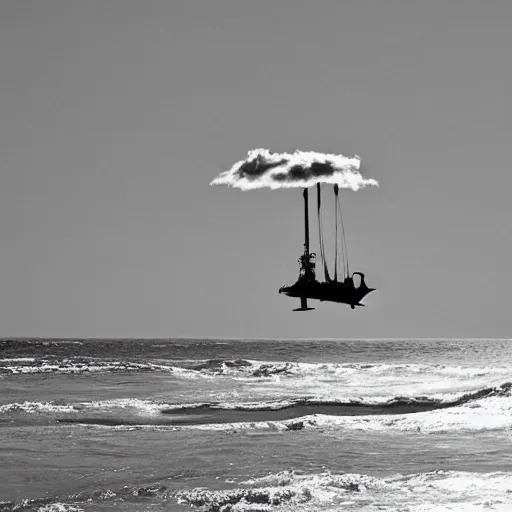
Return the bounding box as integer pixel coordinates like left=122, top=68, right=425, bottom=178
left=174, top=469, right=512, bottom=511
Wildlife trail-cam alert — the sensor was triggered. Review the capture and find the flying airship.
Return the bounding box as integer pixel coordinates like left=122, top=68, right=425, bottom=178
left=211, top=149, right=378, bottom=311
left=279, top=183, right=375, bottom=311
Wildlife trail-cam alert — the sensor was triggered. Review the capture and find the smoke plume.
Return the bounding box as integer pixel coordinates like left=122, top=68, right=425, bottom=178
left=211, top=149, right=378, bottom=190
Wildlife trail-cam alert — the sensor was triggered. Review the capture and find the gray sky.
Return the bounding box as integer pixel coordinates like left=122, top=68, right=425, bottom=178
left=1, top=0, right=511, bottom=338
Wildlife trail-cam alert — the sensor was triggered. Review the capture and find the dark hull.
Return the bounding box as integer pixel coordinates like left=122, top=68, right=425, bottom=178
left=279, top=272, right=375, bottom=308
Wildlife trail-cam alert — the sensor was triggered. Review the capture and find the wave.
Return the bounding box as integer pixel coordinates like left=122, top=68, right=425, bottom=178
left=3, top=356, right=511, bottom=412
left=0, top=357, right=175, bottom=375
left=0, top=484, right=165, bottom=512
left=165, top=380, right=512, bottom=411
left=0, top=501, right=83, bottom=512
left=179, top=358, right=511, bottom=378
left=0, top=398, right=164, bottom=415
left=3, top=470, right=512, bottom=511
left=3, top=382, right=510, bottom=434
left=3, top=356, right=510, bottom=380
left=183, top=359, right=512, bottom=404
left=1, top=484, right=171, bottom=512
left=177, top=382, right=512, bottom=434
left=175, top=469, right=512, bottom=511
left=178, top=359, right=512, bottom=400
left=2, top=381, right=509, bottom=416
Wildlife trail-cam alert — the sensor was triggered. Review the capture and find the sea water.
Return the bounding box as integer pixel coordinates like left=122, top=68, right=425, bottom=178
left=1, top=338, right=511, bottom=511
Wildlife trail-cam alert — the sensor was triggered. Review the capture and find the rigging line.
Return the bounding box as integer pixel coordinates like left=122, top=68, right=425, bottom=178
left=334, top=184, right=345, bottom=281
left=319, top=191, right=328, bottom=281
left=337, top=194, right=349, bottom=278
left=337, top=199, right=346, bottom=280
left=338, top=199, right=349, bottom=277
left=317, top=183, right=330, bottom=282
left=335, top=194, right=344, bottom=279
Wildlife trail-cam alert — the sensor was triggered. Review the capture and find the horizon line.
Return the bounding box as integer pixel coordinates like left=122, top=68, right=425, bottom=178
left=1, top=336, right=511, bottom=341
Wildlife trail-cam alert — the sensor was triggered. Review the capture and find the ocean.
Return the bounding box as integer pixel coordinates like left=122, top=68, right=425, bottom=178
left=1, top=338, right=511, bottom=511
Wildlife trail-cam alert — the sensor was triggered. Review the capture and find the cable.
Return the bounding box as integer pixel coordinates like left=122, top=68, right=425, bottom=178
left=337, top=194, right=349, bottom=278
left=317, top=184, right=331, bottom=282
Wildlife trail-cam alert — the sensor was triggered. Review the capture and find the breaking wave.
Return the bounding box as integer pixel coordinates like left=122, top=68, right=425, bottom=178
left=175, top=471, right=384, bottom=511
left=179, top=358, right=511, bottom=379
left=172, top=380, right=512, bottom=409
left=0, top=398, right=165, bottom=415
left=3, top=356, right=510, bottom=404
left=175, top=469, right=512, bottom=511
left=178, top=382, right=512, bottom=434
left=2, top=382, right=510, bottom=434
left=2, top=381, right=509, bottom=415
left=0, top=357, right=175, bottom=375
left=3, top=356, right=509, bottom=379
left=4, top=470, right=512, bottom=511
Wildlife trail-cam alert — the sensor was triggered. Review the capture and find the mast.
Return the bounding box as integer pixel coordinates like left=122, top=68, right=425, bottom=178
left=303, top=188, right=309, bottom=254
left=298, top=187, right=315, bottom=282
left=334, top=184, right=338, bottom=282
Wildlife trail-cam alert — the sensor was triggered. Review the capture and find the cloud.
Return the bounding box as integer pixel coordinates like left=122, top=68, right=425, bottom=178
left=211, top=149, right=378, bottom=191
